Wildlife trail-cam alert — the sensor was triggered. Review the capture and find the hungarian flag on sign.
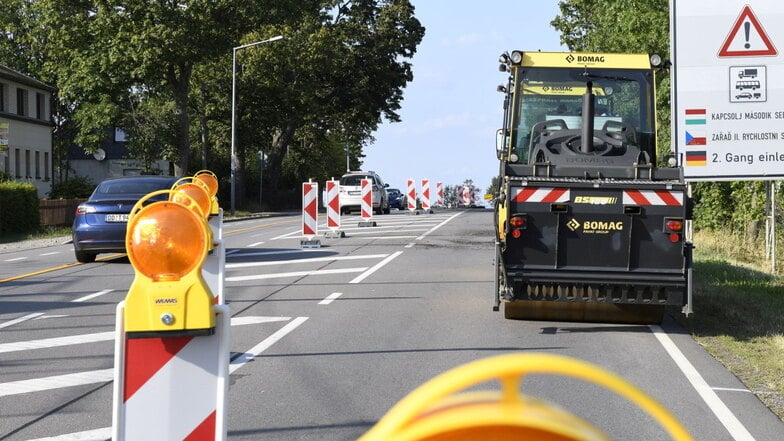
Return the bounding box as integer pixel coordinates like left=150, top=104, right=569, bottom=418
left=684, top=109, right=706, bottom=146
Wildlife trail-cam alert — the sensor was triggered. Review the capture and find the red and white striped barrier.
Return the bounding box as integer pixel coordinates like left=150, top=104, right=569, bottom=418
left=112, top=304, right=230, bottom=441
left=461, top=186, right=471, bottom=206
left=622, top=189, right=684, bottom=206
left=421, top=179, right=431, bottom=211
left=512, top=187, right=570, bottom=203
left=407, top=178, right=417, bottom=211
left=436, top=181, right=443, bottom=207
left=361, top=178, right=373, bottom=220
left=326, top=180, right=340, bottom=230
left=302, top=182, right=318, bottom=237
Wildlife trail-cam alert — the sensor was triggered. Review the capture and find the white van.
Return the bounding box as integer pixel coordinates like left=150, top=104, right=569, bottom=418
left=339, top=171, right=390, bottom=215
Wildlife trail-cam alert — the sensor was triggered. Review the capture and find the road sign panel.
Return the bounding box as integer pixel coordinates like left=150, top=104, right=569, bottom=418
left=672, top=0, right=784, bottom=180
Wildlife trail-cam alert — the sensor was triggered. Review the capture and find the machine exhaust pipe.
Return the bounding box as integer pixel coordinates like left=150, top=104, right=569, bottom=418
left=580, top=82, right=595, bottom=153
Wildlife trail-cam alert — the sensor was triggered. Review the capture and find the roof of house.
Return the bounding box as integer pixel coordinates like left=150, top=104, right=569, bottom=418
left=0, top=64, right=55, bottom=92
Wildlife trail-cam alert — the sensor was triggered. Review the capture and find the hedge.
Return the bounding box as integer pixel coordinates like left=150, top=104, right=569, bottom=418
left=0, top=181, right=40, bottom=235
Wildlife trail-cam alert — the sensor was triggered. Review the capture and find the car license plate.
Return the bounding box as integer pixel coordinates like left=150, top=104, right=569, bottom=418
left=348, top=191, right=360, bottom=196
left=106, top=214, right=129, bottom=223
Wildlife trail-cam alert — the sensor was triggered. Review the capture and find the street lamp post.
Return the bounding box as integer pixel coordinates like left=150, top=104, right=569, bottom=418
left=231, top=35, right=283, bottom=216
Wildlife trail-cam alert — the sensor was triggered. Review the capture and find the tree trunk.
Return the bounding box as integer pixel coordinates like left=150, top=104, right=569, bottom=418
left=169, top=63, right=192, bottom=177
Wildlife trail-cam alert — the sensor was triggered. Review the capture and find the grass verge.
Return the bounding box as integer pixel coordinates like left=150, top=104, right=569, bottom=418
left=672, top=230, right=784, bottom=420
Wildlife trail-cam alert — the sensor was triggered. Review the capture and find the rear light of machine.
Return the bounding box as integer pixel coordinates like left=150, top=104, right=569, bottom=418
left=663, top=218, right=684, bottom=243
left=509, top=215, right=526, bottom=228
left=509, top=214, right=527, bottom=239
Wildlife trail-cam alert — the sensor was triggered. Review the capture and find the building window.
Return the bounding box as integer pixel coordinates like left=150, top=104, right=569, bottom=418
left=14, top=148, right=20, bottom=178
left=0, top=83, right=5, bottom=112
left=2, top=154, right=8, bottom=175
left=35, top=151, right=40, bottom=178
left=36, top=93, right=45, bottom=120
left=44, top=151, right=50, bottom=180
left=16, top=88, right=28, bottom=116
left=25, top=149, right=31, bottom=178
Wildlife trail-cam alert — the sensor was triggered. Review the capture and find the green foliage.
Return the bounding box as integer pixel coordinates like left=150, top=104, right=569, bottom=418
left=0, top=181, right=40, bottom=235
left=6, top=1, right=424, bottom=210
left=49, top=175, right=96, bottom=199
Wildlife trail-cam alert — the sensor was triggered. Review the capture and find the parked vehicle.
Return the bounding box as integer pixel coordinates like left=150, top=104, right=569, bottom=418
left=339, top=171, right=390, bottom=214
left=386, top=187, right=404, bottom=210
left=72, top=175, right=179, bottom=263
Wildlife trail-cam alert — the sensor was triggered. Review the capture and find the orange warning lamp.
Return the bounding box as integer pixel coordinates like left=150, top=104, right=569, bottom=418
left=194, top=170, right=220, bottom=215
left=358, top=353, right=693, bottom=441
left=171, top=177, right=212, bottom=221
left=123, top=190, right=215, bottom=337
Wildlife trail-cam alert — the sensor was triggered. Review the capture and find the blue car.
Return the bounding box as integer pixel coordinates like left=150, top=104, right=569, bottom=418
left=386, top=188, right=404, bottom=210
left=72, top=175, right=180, bottom=263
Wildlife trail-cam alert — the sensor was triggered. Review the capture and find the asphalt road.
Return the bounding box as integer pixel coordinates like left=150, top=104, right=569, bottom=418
left=0, top=209, right=782, bottom=440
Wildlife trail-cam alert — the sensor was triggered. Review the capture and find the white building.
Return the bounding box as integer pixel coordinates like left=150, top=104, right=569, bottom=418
left=0, top=65, right=54, bottom=198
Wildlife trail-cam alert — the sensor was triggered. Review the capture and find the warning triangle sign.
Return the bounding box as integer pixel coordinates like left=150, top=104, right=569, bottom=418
left=718, top=5, right=777, bottom=57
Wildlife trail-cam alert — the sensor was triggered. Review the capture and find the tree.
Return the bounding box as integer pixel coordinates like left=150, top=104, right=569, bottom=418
left=33, top=0, right=304, bottom=176
left=235, top=1, right=425, bottom=203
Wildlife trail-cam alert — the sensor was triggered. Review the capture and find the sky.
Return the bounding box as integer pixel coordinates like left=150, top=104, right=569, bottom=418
left=361, top=0, right=567, bottom=197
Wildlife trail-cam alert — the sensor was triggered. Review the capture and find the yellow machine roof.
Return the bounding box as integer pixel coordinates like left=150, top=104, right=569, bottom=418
left=519, top=52, right=652, bottom=69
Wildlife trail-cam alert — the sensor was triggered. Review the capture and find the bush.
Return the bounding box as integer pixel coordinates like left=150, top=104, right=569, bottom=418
left=49, top=175, right=96, bottom=199
left=0, top=181, right=40, bottom=234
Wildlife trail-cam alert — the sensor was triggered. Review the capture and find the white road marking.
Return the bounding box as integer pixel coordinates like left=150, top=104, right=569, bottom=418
left=416, top=211, right=463, bottom=240
left=230, top=316, right=308, bottom=373
left=73, top=289, right=114, bottom=303
left=232, top=249, right=316, bottom=258
left=26, top=427, right=111, bottom=441
left=247, top=241, right=265, bottom=247
left=0, top=368, right=115, bottom=397
left=227, top=267, right=367, bottom=282
left=350, top=251, right=403, bottom=284
left=4, top=257, right=27, bottom=262
left=0, top=312, right=44, bottom=329
left=227, top=254, right=388, bottom=269
left=270, top=229, right=301, bottom=240
left=649, top=325, right=756, bottom=441
left=713, top=387, right=753, bottom=393
left=40, top=252, right=60, bottom=256
left=0, top=316, right=290, bottom=354
left=319, top=292, right=342, bottom=305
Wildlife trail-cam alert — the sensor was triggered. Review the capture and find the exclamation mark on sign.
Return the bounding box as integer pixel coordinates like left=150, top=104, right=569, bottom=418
left=744, top=21, right=751, bottom=49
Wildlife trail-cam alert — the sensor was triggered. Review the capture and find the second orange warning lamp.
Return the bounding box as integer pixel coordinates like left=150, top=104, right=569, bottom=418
left=123, top=170, right=220, bottom=338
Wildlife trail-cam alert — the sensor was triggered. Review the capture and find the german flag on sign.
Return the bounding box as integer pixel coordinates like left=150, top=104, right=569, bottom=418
left=685, top=151, right=707, bottom=166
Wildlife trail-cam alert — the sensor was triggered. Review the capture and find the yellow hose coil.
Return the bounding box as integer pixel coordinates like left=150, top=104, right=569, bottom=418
left=359, top=353, right=693, bottom=441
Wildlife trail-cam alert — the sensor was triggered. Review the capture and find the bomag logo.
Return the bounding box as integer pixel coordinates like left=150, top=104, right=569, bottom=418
left=574, top=196, right=617, bottom=205
left=155, top=298, right=178, bottom=304
left=567, top=217, right=623, bottom=234
left=566, top=54, right=606, bottom=64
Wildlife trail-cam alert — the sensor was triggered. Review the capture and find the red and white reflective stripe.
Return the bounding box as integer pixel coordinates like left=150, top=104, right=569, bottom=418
left=407, top=179, right=417, bottom=211
left=421, top=179, right=430, bottom=210
left=436, top=182, right=443, bottom=206
left=114, top=305, right=230, bottom=441
left=623, top=189, right=683, bottom=206
left=361, top=178, right=373, bottom=219
left=302, top=182, right=318, bottom=237
left=512, top=187, right=570, bottom=203
left=461, top=186, right=470, bottom=205
left=326, top=180, right=340, bottom=229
